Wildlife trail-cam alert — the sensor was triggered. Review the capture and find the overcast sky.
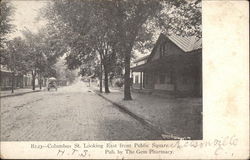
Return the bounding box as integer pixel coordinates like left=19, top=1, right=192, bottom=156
left=9, top=0, right=47, bottom=39
left=8, top=0, right=155, bottom=58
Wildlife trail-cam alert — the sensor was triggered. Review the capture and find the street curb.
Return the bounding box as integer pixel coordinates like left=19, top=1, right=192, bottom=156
left=0, top=90, right=41, bottom=98
left=91, top=89, right=186, bottom=140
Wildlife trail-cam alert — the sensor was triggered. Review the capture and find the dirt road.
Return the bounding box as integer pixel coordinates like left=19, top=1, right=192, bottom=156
left=1, top=81, right=161, bottom=141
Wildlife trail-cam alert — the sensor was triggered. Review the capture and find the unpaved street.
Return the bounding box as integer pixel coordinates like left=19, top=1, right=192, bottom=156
left=1, top=81, right=161, bottom=141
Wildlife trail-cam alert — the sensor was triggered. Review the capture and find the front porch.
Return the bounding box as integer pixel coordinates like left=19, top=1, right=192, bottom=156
left=131, top=53, right=202, bottom=98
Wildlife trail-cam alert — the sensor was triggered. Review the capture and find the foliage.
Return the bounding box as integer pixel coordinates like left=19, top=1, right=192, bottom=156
left=2, top=26, right=66, bottom=89
left=54, top=58, right=77, bottom=83
left=0, top=1, right=15, bottom=65
left=21, top=28, right=66, bottom=77
left=42, top=0, right=124, bottom=93
left=42, top=0, right=202, bottom=99
left=4, top=37, right=28, bottom=74
left=0, top=1, right=14, bottom=49
left=114, top=78, right=124, bottom=88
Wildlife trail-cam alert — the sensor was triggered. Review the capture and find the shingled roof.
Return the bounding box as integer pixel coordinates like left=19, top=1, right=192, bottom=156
left=133, top=55, right=149, bottom=63
left=132, top=33, right=202, bottom=66
left=168, top=34, right=202, bottom=52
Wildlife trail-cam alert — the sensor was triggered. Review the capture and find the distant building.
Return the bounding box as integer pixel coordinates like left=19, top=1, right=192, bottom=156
left=0, top=65, right=33, bottom=90
left=0, top=66, right=13, bottom=90
left=131, top=33, right=202, bottom=97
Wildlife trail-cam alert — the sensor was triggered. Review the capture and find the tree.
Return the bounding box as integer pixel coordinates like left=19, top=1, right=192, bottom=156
left=0, top=1, right=14, bottom=48
left=21, top=28, right=64, bottom=90
left=109, top=0, right=201, bottom=100
left=5, top=38, right=29, bottom=73
left=42, top=0, right=121, bottom=93
left=21, top=30, right=44, bottom=90
left=0, top=1, right=14, bottom=65
left=5, top=37, right=28, bottom=92
left=54, top=58, right=77, bottom=84
left=42, top=0, right=201, bottom=100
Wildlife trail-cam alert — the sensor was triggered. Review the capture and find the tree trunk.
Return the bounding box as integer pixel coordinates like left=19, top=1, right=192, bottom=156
left=44, top=78, right=47, bottom=87
left=39, top=74, right=42, bottom=90
left=110, top=76, right=113, bottom=87
left=103, top=63, right=110, bottom=93
left=123, top=50, right=132, bottom=100
left=121, top=27, right=140, bottom=100
left=39, top=80, right=42, bottom=89
left=99, top=61, right=103, bottom=93
left=11, top=72, right=14, bottom=93
left=32, top=76, right=35, bottom=90
left=21, top=75, right=24, bottom=88
left=32, top=71, right=36, bottom=91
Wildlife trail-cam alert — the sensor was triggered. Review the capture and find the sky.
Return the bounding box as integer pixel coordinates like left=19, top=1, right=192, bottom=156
left=8, top=0, right=150, bottom=59
left=7, top=0, right=159, bottom=59
left=9, top=0, right=47, bottom=39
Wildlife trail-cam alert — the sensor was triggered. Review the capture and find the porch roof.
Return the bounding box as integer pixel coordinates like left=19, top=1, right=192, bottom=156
left=131, top=52, right=201, bottom=72
left=131, top=56, right=173, bottom=72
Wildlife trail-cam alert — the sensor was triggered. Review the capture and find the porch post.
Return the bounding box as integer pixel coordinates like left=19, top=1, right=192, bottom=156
left=140, top=72, right=142, bottom=90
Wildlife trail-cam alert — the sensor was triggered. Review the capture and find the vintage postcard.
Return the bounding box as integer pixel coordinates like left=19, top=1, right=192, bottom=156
left=0, top=0, right=249, bottom=159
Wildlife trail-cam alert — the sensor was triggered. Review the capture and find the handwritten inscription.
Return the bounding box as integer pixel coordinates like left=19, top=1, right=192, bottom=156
left=29, top=135, right=238, bottom=158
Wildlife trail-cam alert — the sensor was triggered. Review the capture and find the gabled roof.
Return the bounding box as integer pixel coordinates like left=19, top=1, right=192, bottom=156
left=133, top=33, right=202, bottom=65
left=168, top=34, right=202, bottom=52
left=133, top=55, right=149, bottom=63
left=147, top=33, right=202, bottom=62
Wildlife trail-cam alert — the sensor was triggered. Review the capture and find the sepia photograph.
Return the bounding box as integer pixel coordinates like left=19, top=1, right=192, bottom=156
left=1, top=0, right=249, bottom=159
left=0, top=0, right=202, bottom=142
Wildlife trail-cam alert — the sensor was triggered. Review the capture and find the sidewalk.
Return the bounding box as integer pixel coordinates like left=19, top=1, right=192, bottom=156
left=92, top=86, right=202, bottom=140
left=0, top=87, right=42, bottom=98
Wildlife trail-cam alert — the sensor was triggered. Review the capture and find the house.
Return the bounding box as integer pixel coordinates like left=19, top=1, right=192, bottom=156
left=0, top=65, right=33, bottom=90
left=131, top=55, right=149, bottom=89
left=0, top=66, right=13, bottom=90
left=131, top=33, right=202, bottom=97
